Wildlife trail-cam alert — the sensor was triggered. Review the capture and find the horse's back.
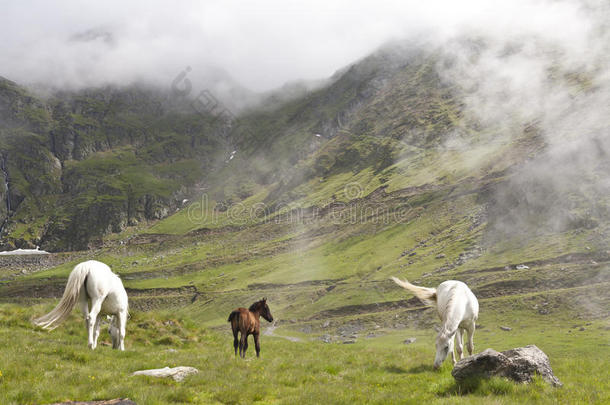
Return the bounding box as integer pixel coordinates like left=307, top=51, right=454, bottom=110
left=229, top=308, right=257, bottom=333
left=229, top=307, right=247, bottom=322
left=228, top=308, right=245, bottom=323
left=82, top=260, right=123, bottom=286
left=438, top=280, right=476, bottom=299
left=437, top=280, right=478, bottom=320
left=81, top=260, right=127, bottom=313
left=77, top=260, right=111, bottom=272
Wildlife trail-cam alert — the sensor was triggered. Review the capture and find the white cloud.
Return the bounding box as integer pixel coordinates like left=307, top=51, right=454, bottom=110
left=0, top=0, right=603, bottom=92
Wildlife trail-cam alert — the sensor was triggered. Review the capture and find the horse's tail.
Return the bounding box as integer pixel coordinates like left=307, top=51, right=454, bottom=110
left=227, top=310, right=240, bottom=323
left=33, top=262, right=90, bottom=330
left=391, top=276, right=437, bottom=306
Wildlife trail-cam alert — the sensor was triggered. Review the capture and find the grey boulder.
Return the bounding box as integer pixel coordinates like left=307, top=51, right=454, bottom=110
left=451, top=345, right=562, bottom=386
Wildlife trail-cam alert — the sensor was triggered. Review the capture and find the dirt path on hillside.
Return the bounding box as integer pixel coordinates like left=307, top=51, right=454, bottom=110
left=263, top=322, right=302, bottom=342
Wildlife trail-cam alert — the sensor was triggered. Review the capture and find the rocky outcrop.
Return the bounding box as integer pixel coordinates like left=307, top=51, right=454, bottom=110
left=451, top=345, right=562, bottom=386
left=0, top=154, right=9, bottom=235
left=0, top=79, right=226, bottom=251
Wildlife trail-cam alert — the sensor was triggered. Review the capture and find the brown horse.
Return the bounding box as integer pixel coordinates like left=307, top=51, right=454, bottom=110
left=228, top=298, right=273, bottom=358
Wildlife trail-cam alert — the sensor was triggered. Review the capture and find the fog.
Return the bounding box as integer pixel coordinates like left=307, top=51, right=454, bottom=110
left=430, top=0, right=609, bottom=240
left=2, top=0, right=606, bottom=234
left=1, top=0, right=602, bottom=97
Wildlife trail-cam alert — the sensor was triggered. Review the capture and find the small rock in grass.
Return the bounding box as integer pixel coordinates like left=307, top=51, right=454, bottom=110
left=403, top=337, right=416, bottom=344
left=343, top=339, right=356, bottom=344
left=322, top=320, right=330, bottom=328
left=579, top=327, right=585, bottom=331
left=516, top=264, right=530, bottom=270
left=500, top=326, right=512, bottom=331
left=131, top=366, right=198, bottom=382
left=319, top=334, right=331, bottom=343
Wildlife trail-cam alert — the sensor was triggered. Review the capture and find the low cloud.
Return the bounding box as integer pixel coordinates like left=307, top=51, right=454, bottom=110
left=1, top=0, right=603, bottom=96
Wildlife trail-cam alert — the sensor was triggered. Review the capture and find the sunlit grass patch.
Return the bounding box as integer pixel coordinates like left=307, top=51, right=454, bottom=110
left=2, top=303, right=608, bottom=404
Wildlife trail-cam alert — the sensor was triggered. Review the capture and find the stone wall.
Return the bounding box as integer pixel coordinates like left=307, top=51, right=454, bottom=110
left=0, top=254, right=55, bottom=268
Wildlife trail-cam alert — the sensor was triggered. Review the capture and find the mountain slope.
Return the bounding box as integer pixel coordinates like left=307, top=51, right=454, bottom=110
left=0, top=78, right=231, bottom=250
left=2, top=38, right=607, bottom=337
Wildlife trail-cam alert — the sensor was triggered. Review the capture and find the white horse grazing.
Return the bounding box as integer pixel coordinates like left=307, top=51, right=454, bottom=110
left=391, top=277, right=478, bottom=369
left=33, top=260, right=128, bottom=350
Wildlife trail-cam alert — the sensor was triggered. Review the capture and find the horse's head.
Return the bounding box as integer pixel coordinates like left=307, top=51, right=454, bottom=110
left=434, top=330, right=455, bottom=369
left=259, top=298, right=273, bottom=323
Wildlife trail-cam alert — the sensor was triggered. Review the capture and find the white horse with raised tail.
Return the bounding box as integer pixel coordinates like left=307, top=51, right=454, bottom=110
left=33, top=260, right=128, bottom=350
left=391, top=277, right=478, bottom=369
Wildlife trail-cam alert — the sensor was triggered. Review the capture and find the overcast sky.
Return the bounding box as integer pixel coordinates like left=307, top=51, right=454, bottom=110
left=0, top=0, right=603, bottom=92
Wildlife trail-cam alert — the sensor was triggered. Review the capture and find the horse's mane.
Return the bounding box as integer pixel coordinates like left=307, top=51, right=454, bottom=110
left=249, top=300, right=263, bottom=312
left=442, top=285, right=458, bottom=316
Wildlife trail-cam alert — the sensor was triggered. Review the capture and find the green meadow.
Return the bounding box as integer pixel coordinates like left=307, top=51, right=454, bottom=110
left=0, top=304, right=608, bottom=405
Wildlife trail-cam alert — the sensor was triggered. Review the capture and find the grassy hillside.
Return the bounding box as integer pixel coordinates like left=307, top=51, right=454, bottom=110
left=1, top=130, right=606, bottom=402
left=0, top=40, right=608, bottom=404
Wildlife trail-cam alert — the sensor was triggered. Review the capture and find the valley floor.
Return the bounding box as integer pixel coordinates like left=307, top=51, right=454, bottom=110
left=1, top=157, right=608, bottom=404
left=0, top=304, right=608, bottom=404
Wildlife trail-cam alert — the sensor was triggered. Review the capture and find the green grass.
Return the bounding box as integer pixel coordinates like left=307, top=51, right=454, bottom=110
left=147, top=187, right=271, bottom=235
left=0, top=304, right=607, bottom=404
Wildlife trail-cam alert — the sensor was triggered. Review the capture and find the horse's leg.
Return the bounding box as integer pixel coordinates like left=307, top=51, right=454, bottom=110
left=232, top=327, right=239, bottom=356
left=109, top=316, right=118, bottom=349
left=239, top=333, right=247, bottom=358
left=455, top=328, right=464, bottom=360
left=87, top=297, right=103, bottom=350
left=254, top=332, right=261, bottom=358
left=92, top=315, right=102, bottom=350
left=449, top=334, right=456, bottom=365
left=116, top=309, right=127, bottom=351
left=467, top=324, right=475, bottom=356
left=243, top=334, right=249, bottom=358
left=79, top=288, right=89, bottom=330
